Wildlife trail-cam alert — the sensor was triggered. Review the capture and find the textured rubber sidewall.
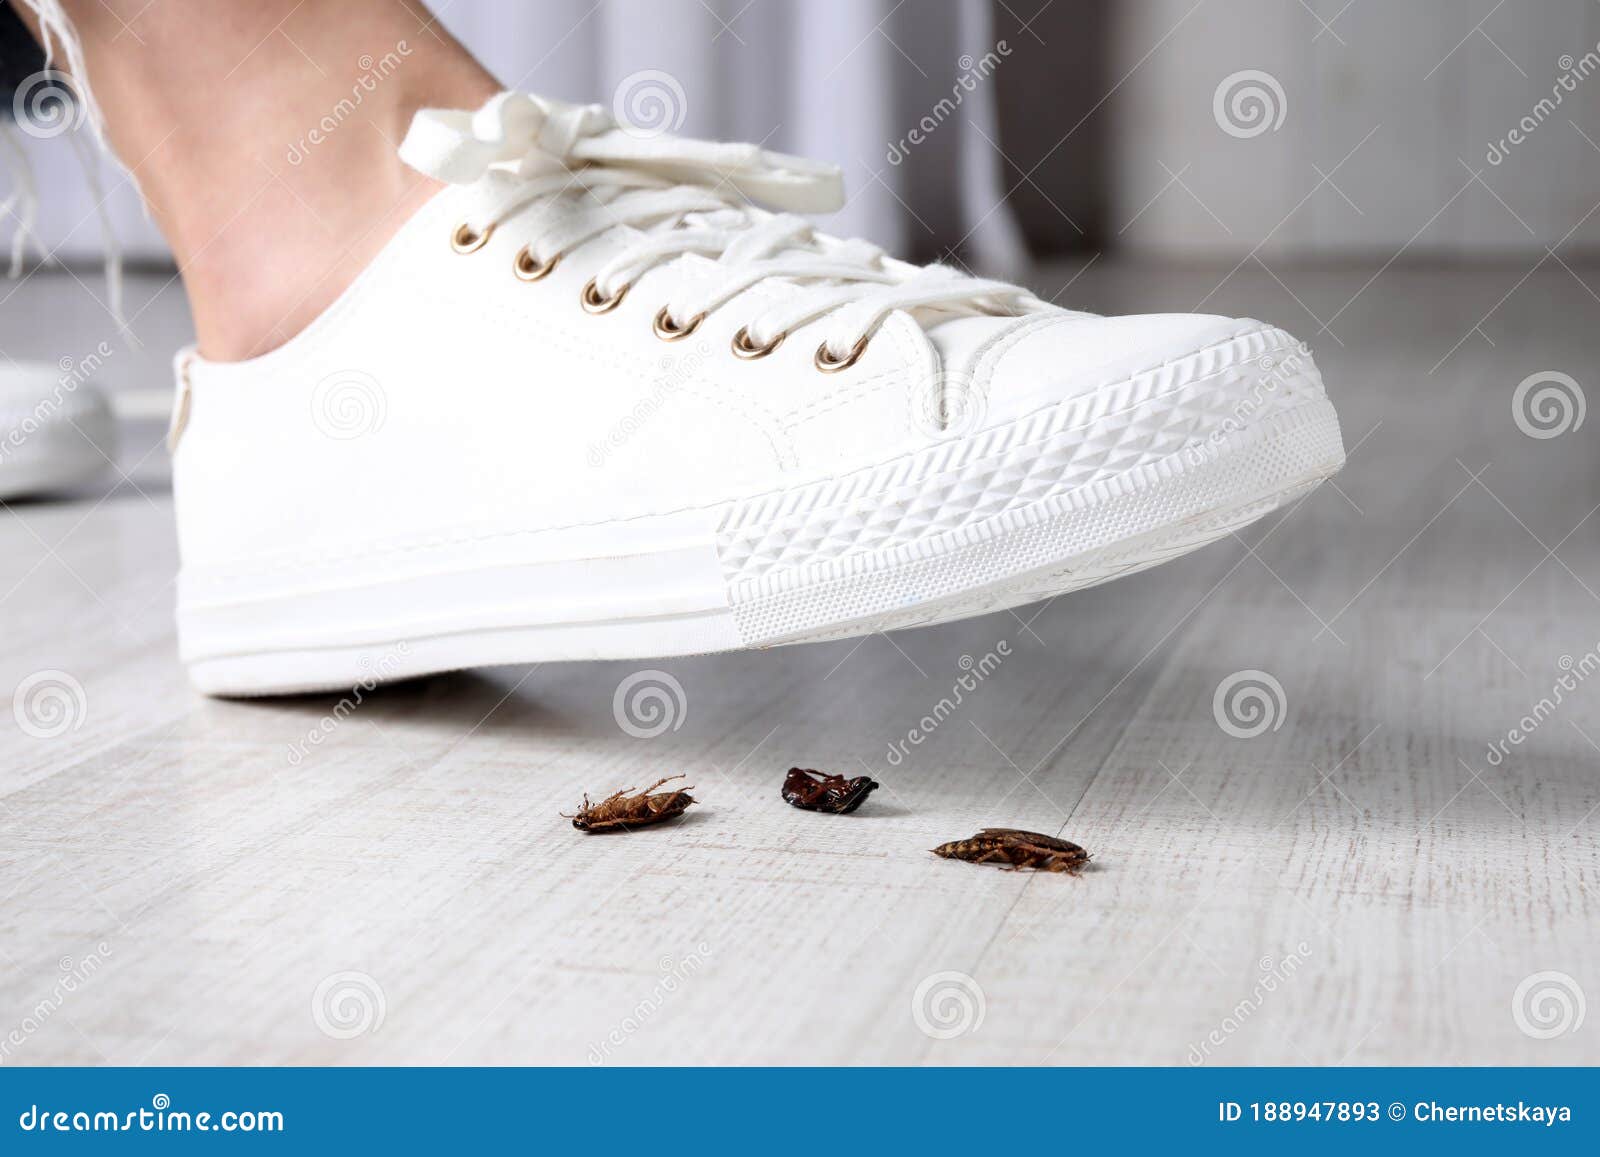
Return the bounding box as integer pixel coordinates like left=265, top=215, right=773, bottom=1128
left=730, top=398, right=1344, bottom=646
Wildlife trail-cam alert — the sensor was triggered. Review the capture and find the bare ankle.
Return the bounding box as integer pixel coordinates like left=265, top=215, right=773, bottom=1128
left=169, top=144, right=446, bottom=361
left=34, top=0, right=500, bottom=360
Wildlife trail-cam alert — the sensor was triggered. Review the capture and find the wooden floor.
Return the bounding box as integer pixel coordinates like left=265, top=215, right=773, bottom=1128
left=2, top=263, right=1597, bottom=1065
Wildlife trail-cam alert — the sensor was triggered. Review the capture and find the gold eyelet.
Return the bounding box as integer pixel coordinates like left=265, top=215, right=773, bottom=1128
left=580, top=277, right=630, bottom=314
left=652, top=306, right=706, bottom=341
left=731, top=326, right=785, bottom=360
left=814, top=335, right=869, bottom=373
left=451, top=222, right=493, bottom=254
left=514, top=246, right=559, bottom=281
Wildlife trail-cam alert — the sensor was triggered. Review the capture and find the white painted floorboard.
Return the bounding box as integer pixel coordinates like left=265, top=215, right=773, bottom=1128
left=1, top=264, right=1597, bottom=1065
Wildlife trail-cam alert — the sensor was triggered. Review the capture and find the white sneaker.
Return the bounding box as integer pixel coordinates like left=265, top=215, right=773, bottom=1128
left=171, top=93, right=1344, bottom=696
left=0, top=363, right=114, bottom=500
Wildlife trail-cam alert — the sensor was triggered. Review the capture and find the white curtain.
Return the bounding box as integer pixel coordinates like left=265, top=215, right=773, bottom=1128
left=5, top=0, right=1024, bottom=271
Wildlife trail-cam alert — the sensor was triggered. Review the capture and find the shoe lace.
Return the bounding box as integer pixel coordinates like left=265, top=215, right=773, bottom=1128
left=400, top=93, right=1043, bottom=365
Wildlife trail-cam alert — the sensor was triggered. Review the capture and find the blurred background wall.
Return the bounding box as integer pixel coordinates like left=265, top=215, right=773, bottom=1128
left=1024, top=0, right=1600, bottom=261
left=5, top=0, right=1600, bottom=268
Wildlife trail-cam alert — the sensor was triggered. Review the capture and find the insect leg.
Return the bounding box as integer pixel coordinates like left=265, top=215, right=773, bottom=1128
left=637, top=774, right=686, bottom=796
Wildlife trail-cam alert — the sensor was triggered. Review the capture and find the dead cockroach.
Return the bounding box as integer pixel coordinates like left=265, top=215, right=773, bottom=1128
left=931, top=828, right=1091, bottom=874
left=781, top=767, right=880, bottom=814
left=564, top=774, right=696, bottom=833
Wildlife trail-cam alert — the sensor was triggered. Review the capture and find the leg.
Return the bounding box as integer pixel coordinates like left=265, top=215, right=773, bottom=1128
left=637, top=775, right=687, bottom=795
left=9, top=0, right=498, bottom=359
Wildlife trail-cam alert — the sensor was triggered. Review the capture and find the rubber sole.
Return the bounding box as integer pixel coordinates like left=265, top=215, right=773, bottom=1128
left=181, top=393, right=1344, bottom=696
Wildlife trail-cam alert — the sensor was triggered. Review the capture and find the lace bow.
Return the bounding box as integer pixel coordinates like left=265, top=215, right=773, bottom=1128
left=400, top=92, right=845, bottom=214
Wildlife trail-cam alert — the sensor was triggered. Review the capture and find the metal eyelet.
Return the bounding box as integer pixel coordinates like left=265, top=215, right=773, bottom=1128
left=814, top=335, right=869, bottom=373
left=451, top=222, right=493, bottom=254
left=580, top=277, right=630, bottom=314
left=513, top=245, right=559, bottom=281
left=731, top=326, right=785, bottom=360
left=653, top=306, right=706, bottom=341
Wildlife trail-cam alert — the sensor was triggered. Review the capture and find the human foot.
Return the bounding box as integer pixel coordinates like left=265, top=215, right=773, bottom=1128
left=170, top=92, right=1345, bottom=695
left=16, top=0, right=499, bottom=360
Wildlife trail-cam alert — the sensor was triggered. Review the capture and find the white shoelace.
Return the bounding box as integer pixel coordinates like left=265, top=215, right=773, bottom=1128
left=400, top=93, right=1044, bottom=362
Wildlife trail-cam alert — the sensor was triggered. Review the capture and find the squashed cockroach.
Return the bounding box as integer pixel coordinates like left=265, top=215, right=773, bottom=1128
left=931, top=828, right=1091, bottom=873
left=781, top=768, right=880, bottom=814
left=564, top=774, right=696, bottom=832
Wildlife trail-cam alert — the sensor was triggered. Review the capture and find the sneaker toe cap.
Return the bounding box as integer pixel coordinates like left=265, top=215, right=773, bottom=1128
left=933, top=311, right=1310, bottom=429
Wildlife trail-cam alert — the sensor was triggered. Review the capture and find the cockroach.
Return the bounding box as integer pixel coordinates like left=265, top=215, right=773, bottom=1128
left=564, top=774, right=696, bottom=832
left=781, top=767, right=880, bottom=814
left=931, top=828, right=1091, bottom=874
